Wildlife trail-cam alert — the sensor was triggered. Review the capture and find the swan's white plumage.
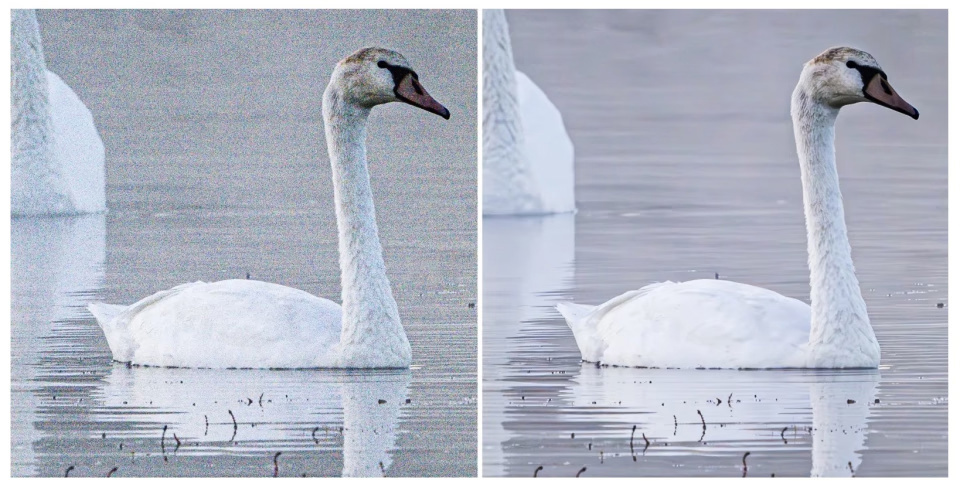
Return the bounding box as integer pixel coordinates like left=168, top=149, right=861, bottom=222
left=559, top=280, right=810, bottom=368
left=558, top=47, right=912, bottom=369
left=90, top=280, right=342, bottom=369
left=515, top=71, right=575, bottom=213
left=46, top=71, right=106, bottom=212
left=11, top=10, right=105, bottom=216
left=87, top=48, right=444, bottom=369
left=482, top=10, right=574, bottom=216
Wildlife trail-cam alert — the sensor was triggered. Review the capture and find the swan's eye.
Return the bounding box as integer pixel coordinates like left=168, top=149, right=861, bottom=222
left=377, top=61, right=388, bottom=68
left=845, top=60, right=887, bottom=89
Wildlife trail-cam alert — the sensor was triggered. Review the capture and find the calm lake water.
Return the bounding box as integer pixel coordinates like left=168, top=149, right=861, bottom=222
left=12, top=10, right=477, bottom=477
left=482, top=10, right=947, bottom=477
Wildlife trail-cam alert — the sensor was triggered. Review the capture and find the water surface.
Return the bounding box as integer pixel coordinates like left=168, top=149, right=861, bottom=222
left=482, top=10, right=947, bottom=477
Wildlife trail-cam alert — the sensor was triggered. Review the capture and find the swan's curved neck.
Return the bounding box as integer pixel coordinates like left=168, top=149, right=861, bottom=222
left=791, top=85, right=878, bottom=367
left=482, top=9, right=542, bottom=214
left=322, top=87, right=410, bottom=367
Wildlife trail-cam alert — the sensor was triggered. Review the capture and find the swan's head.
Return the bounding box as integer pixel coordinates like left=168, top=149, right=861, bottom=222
left=798, top=47, right=918, bottom=119
left=326, top=47, right=450, bottom=119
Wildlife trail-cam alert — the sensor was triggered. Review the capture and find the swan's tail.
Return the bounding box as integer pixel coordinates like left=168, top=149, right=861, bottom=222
left=88, top=281, right=204, bottom=363
left=557, top=283, right=674, bottom=364
left=556, top=302, right=604, bottom=362
left=88, top=302, right=135, bottom=362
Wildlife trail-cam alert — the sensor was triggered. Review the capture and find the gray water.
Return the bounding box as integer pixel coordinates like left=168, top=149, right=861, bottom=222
left=482, top=10, right=947, bottom=477
left=11, top=10, right=477, bottom=477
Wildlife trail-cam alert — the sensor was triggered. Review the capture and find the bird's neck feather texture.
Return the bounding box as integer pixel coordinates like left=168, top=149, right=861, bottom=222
left=322, top=87, right=411, bottom=367
left=791, top=84, right=879, bottom=368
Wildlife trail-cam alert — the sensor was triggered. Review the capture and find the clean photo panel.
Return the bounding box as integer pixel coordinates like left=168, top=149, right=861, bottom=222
left=482, top=9, right=946, bottom=477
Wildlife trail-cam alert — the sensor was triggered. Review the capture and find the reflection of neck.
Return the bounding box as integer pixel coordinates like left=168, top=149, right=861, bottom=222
left=322, top=87, right=410, bottom=367
left=340, top=375, right=410, bottom=477
left=482, top=9, right=542, bottom=214
left=790, top=84, right=878, bottom=368
left=808, top=375, right=877, bottom=477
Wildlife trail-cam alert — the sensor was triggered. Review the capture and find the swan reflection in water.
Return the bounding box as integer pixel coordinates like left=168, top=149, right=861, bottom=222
left=568, top=366, right=879, bottom=477
left=11, top=214, right=106, bottom=476
left=483, top=213, right=574, bottom=471
left=96, top=366, right=411, bottom=477
left=483, top=213, right=575, bottom=324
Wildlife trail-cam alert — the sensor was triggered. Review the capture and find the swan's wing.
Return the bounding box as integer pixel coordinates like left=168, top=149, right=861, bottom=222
left=564, top=279, right=811, bottom=368
left=558, top=282, right=672, bottom=362
left=516, top=71, right=575, bottom=214
left=89, top=279, right=342, bottom=368
left=89, top=281, right=202, bottom=362
left=46, top=70, right=105, bottom=213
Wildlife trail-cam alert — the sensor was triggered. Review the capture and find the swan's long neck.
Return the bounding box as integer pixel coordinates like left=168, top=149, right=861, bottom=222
left=791, top=85, right=879, bottom=368
left=482, top=9, right=542, bottom=214
left=322, top=87, right=411, bottom=368
left=11, top=10, right=70, bottom=215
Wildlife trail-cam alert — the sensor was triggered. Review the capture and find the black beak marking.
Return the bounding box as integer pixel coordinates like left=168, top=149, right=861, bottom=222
left=880, top=79, right=892, bottom=96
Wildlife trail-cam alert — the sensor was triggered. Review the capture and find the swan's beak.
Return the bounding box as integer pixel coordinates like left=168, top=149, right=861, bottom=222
left=395, top=73, right=450, bottom=120
left=864, top=74, right=919, bottom=120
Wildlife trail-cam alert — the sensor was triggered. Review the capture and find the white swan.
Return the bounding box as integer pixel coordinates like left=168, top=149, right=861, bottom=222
left=11, top=9, right=106, bottom=216
left=87, top=47, right=450, bottom=369
left=557, top=47, right=919, bottom=369
left=482, top=9, right=575, bottom=215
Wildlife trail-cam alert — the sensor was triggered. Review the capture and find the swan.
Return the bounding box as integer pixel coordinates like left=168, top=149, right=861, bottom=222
left=87, top=47, right=450, bottom=369
left=11, top=9, right=106, bottom=216
left=557, top=47, right=919, bottom=369
left=482, top=9, right=575, bottom=215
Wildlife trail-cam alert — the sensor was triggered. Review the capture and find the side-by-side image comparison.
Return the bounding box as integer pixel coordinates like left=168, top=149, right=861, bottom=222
left=481, top=9, right=946, bottom=477
left=6, top=7, right=949, bottom=480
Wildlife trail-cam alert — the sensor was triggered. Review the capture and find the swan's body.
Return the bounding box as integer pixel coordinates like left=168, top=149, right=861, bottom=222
left=559, top=280, right=812, bottom=368
left=482, top=9, right=574, bottom=215
left=558, top=47, right=919, bottom=369
left=89, top=280, right=342, bottom=368
left=88, top=47, right=450, bottom=369
left=11, top=10, right=105, bottom=216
